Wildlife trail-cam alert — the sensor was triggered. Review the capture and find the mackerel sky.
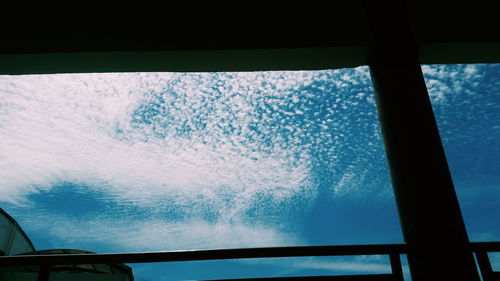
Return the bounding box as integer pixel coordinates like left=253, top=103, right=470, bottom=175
left=0, top=64, right=498, bottom=280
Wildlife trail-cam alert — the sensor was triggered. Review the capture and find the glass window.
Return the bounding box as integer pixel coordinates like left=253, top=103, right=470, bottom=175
left=423, top=64, right=500, bottom=246
left=130, top=255, right=397, bottom=281
left=0, top=68, right=402, bottom=280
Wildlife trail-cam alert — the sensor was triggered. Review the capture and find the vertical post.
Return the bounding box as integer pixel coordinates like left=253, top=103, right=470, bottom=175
left=369, top=58, right=480, bottom=281
left=363, top=1, right=480, bottom=280
left=476, top=251, right=494, bottom=281
left=389, top=253, right=404, bottom=281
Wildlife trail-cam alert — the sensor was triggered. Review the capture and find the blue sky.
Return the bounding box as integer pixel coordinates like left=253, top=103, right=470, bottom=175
left=0, top=64, right=498, bottom=280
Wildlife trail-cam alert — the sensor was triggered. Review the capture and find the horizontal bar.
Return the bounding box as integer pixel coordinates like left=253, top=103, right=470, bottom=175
left=0, top=47, right=369, bottom=75
left=0, top=244, right=407, bottom=266
left=470, top=242, right=500, bottom=252
left=2, top=43, right=500, bottom=75
left=204, top=274, right=398, bottom=281
left=2, top=242, right=499, bottom=267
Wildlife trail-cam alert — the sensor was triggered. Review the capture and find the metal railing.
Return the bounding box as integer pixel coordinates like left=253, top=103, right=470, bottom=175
left=1, top=242, right=500, bottom=280
left=470, top=242, right=500, bottom=281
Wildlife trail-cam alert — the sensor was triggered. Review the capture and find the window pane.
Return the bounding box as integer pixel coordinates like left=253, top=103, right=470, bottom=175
left=423, top=64, right=500, bottom=242
left=130, top=255, right=394, bottom=281
left=489, top=252, right=500, bottom=271
left=0, top=68, right=402, bottom=280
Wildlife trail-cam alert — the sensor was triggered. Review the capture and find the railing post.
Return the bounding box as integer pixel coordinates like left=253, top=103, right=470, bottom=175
left=476, top=251, right=494, bottom=281
left=389, top=253, right=403, bottom=281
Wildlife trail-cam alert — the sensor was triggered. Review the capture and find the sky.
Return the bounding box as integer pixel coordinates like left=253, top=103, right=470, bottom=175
left=0, top=64, right=498, bottom=280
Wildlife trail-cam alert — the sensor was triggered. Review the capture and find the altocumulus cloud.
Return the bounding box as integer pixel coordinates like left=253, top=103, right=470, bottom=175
left=18, top=210, right=296, bottom=252
left=0, top=72, right=316, bottom=207
left=0, top=68, right=382, bottom=251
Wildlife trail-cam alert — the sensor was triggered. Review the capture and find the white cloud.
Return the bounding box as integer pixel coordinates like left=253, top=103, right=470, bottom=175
left=333, top=172, right=355, bottom=194
left=0, top=73, right=315, bottom=213
left=0, top=68, right=385, bottom=253
left=294, top=259, right=390, bottom=273
left=0, top=72, right=325, bottom=252
left=422, top=64, right=487, bottom=105
left=20, top=211, right=297, bottom=252
left=236, top=255, right=395, bottom=275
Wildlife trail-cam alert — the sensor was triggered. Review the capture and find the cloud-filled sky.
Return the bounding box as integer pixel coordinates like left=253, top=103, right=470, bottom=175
left=422, top=64, right=500, bottom=245
left=0, top=64, right=498, bottom=280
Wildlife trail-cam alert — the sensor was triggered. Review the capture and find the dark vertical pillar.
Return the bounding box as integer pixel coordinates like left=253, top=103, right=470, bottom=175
left=363, top=1, right=480, bottom=280
left=369, top=62, right=480, bottom=280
